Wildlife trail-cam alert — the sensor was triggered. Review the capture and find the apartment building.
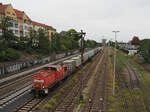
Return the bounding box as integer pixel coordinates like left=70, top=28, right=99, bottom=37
left=32, top=21, right=56, bottom=41
left=0, top=3, right=18, bottom=38
left=14, top=9, right=31, bottom=38
left=45, top=25, right=56, bottom=41
left=0, top=3, right=56, bottom=40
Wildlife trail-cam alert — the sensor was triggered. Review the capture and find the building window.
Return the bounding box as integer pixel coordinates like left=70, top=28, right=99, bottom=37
left=25, top=32, right=28, bottom=36
left=51, top=32, right=54, bottom=36
left=0, top=29, right=2, bottom=40
left=24, top=19, right=27, bottom=23
left=15, top=23, right=18, bottom=28
left=24, top=26, right=28, bottom=30
left=30, top=27, right=32, bottom=30
left=15, top=30, right=18, bottom=35
left=7, top=11, right=10, bottom=14
left=12, top=13, right=15, bottom=16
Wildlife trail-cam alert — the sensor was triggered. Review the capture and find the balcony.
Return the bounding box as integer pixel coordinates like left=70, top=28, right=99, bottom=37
left=19, top=26, right=23, bottom=31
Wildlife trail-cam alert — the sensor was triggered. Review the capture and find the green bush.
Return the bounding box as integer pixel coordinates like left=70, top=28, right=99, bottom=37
left=44, top=104, right=53, bottom=112
left=25, top=47, right=33, bottom=54
left=0, top=51, right=6, bottom=61
left=35, top=106, right=41, bottom=110
left=48, top=99, right=56, bottom=105
left=0, top=48, right=20, bottom=61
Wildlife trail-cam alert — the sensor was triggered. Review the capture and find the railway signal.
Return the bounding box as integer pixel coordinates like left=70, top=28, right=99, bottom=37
left=80, top=30, right=86, bottom=65
left=71, top=30, right=86, bottom=65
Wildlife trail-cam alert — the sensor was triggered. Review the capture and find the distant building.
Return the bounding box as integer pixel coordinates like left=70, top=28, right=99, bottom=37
left=102, top=39, right=107, bottom=46
left=128, top=50, right=137, bottom=55
left=118, top=41, right=139, bottom=50
left=0, top=3, right=56, bottom=40
left=59, top=31, right=67, bottom=36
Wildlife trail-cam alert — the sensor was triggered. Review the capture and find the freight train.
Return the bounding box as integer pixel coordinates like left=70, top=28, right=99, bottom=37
left=32, top=47, right=101, bottom=97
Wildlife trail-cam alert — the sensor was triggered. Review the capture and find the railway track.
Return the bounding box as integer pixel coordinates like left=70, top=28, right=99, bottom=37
left=125, top=62, right=150, bottom=112
left=0, top=85, right=31, bottom=109
left=13, top=51, right=103, bottom=112
left=81, top=48, right=108, bottom=112
left=0, top=53, right=83, bottom=110
left=116, top=61, right=143, bottom=112
left=116, top=60, right=149, bottom=112
left=125, top=63, right=139, bottom=112
left=116, top=70, right=129, bottom=112
left=53, top=51, right=103, bottom=112
left=110, top=49, right=150, bottom=112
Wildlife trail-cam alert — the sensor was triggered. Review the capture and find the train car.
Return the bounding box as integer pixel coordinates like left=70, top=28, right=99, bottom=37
left=98, top=47, right=101, bottom=51
left=32, top=65, right=66, bottom=97
left=71, top=56, right=81, bottom=67
left=63, top=60, right=76, bottom=76
left=94, top=48, right=98, bottom=54
left=83, top=53, right=89, bottom=62
left=87, top=50, right=94, bottom=58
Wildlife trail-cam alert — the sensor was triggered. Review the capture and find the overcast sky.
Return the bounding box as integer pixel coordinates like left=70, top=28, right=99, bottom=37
left=2, top=0, right=150, bottom=42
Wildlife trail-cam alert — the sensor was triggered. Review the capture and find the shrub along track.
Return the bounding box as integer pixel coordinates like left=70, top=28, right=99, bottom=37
left=80, top=48, right=109, bottom=112
left=13, top=49, right=104, bottom=112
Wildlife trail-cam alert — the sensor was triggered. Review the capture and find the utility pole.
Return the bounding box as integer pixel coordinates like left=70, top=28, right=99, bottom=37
left=112, top=31, right=120, bottom=96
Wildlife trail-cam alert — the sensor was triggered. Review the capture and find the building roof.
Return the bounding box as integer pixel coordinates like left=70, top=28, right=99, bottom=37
left=45, top=25, right=56, bottom=31
left=0, top=3, right=8, bottom=14
left=32, top=21, right=45, bottom=27
left=14, top=9, right=24, bottom=18
left=14, top=9, right=31, bottom=21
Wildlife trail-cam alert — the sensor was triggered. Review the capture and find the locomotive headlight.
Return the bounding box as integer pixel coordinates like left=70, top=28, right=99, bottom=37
left=34, top=80, right=44, bottom=83
left=43, top=86, right=44, bottom=88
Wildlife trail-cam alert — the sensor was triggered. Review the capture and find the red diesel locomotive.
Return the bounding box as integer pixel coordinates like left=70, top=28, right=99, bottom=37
left=32, top=65, right=66, bottom=97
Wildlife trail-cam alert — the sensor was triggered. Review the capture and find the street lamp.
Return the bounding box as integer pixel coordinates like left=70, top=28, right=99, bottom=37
left=112, top=31, right=120, bottom=96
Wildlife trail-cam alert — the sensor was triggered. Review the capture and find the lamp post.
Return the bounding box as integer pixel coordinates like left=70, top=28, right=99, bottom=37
left=112, top=31, right=120, bottom=96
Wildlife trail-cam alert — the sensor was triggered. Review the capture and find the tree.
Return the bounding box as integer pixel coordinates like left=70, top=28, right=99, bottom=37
left=0, top=16, right=13, bottom=40
left=29, top=30, right=39, bottom=47
left=85, top=39, right=97, bottom=48
left=131, top=36, right=140, bottom=45
left=38, top=29, right=51, bottom=54
left=51, top=29, right=80, bottom=53
left=138, top=39, right=150, bottom=62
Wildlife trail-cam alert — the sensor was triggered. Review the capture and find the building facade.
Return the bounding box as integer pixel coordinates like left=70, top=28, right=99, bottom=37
left=0, top=3, right=18, bottom=39
left=31, top=21, right=56, bottom=41
left=0, top=3, right=56, bottom=40
left=45, top=25, right=56, bottom=41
